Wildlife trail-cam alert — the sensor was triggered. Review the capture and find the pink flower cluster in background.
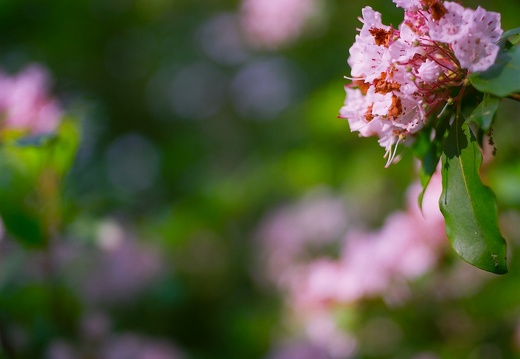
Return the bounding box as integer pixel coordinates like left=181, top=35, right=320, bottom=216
left=239, top=0, right=321, bottom=49
left=255, top=189, right=348, bottom=288
left=339, top=1, right=502, bottom=165
left=0, top=64, right=62, bottom=135
left=257, top=170, right=447, bottom=357
left=258, top=172, right=445, bottom=308
left=291, top=172, right=445, bottom=309
left=48, top=330, right=185, bottom=359
left=78, top=220, right=165, bottom=305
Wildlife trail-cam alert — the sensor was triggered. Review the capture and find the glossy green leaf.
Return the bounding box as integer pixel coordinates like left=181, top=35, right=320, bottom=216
left=469, top=45, right=520, bottom=97
left=466, top=94, right=500, bottom=131
left=501, top=27, right=520, bottom=39
left=500, top=27, right=520, bottom=46
left=440, top=114, right=507, bottom=274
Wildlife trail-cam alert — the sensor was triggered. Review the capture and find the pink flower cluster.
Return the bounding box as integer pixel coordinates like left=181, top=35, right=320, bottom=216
left=255, top=189, right=348, bottom=287
left=0, top=64, right=62, bottom=135
left=239, top=0, right=321, bottom=49
left=256, top=171, right=446, bottom=357
left=339, top=0, right=502, bottom=165
left=290, top=171, right=445, bottom=309
left=48, top=331, right=185, bottom=359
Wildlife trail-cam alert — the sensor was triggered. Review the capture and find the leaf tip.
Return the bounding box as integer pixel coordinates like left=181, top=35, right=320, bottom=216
left=491, top=253, right=508, bottom=275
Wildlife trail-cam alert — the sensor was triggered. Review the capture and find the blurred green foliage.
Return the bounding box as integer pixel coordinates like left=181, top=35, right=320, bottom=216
left=0, top=0, right=519, bottom=358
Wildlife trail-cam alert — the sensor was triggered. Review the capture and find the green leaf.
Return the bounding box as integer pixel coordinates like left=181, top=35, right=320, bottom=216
left=47, top=118, right=80, bottom=177
left=0, top=145, right=48, bottom=246
left=0, top=119, right=80, bottom=246
left=15, top=133, right=54, bottom=147
left=413, top=113, right=451, bottom=208
left=440, top=114, right=507, bottom=274
left=466, top=94, right=501, bottom=131
left=469, top=45, right=520, bottom=97
left=500, top=27, right=520, bottom=46
left=501, top=27, right=520, bottom=40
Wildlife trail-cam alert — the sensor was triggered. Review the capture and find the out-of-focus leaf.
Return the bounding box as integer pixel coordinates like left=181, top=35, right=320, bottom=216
left=413, top=113, right=451, bottom=208
left=469, top=45, right=520, bottom=97
left=0, top=284, right=81, bottom=342
left=440, top=114, right=507, bottom=274
left=466, top=94, right=501, bottom=131
left=15, top=133, right=54, bottom=147
left=0, top=145, right=48, bottom=246
left=47, top=118, right=80, bottom=178
left=0, top=119, right=80, bottom=246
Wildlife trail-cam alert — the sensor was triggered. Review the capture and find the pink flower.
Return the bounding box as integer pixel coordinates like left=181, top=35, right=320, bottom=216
left=80, top=220, right=165, bottom=304
left=239, top=0, right=321, bottom=49
left=416, top=60, right=441, bottom=83
left=287, top=170, right=446, bottom=308
left=339, top=1, right=503, bottom=164
left=267, top=341, right=330, bottom=359
left=428, top=3, right=502, bottom=72
left=392, top=0, right=421, bottom=11
left=100, top=334, right=185, bottom=359
left=47, top=333, right=186, bottom=359
left=255, top=189, right=348, bottom=287
left=427, top=2, right=472, bottom=43
left=0, top=64, right=62, bottom=135
left=453, top=36, right=500, bottom=72
left=471, top=6, right=502, bottom=42
left=358, top=6, right=390, bottom=41
left=258, top=171, right=447, bottom=358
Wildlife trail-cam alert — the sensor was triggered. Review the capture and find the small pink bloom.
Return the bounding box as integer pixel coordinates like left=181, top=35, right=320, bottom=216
left=0, top=64, right=62, bottom=135
left=428, top=2, right=472, bottom=43
left=416, top=60, right=441, bottom=83
left=392, top=0, right=421, bottom=11
left=358, top=7, right=390, bottom=41
left=471, top=7, right=503, bottom=42
left=453, top=37, right=500, bottom=72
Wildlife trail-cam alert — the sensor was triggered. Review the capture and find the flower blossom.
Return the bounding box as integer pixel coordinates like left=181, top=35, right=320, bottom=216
left=339, top=1, right=502, bottom=166
left=289, top=169, right=446, bottom=309
left=0, top=64, right=62, bottom=135
left=255, top=189, right=348, bottom=287
left=256, top=170, right=446, bottom=358
left=239, top=0, right=322, bottom=49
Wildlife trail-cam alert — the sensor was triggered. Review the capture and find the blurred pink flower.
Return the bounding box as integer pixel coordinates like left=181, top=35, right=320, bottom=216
left=81, top=220, right=164, bottom=304
left=266, top=340, right=331, bottom=359
left=255, top=190, right=357, bottom=357
left=255, top=189, right=348, bottom=286
left=303, top=310, right=357, bottom=359
left=100, top=334, right=185, bottom=359
left=46, top=340, right=77, bottom=359
left=239, top=0, right=322, bottom=49
left=0, top=64, right=62, bottom=135
left=291, top=172, right=446, bottom=308
left=259, top=172, right=446, bottom=358
left=47, top=333, right=185, bottom=359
